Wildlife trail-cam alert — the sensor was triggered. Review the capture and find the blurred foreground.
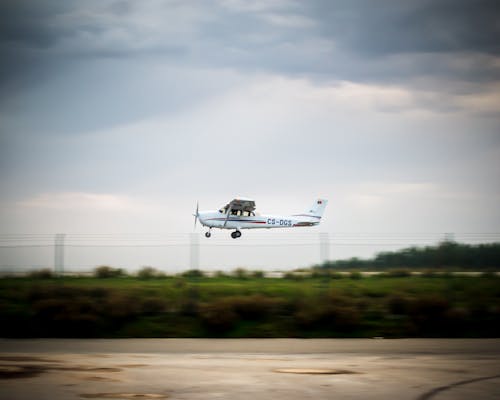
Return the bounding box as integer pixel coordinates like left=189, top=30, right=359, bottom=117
left=1, top=274, right=499, bottom=338
left=0, top=339, right=499, bottom=400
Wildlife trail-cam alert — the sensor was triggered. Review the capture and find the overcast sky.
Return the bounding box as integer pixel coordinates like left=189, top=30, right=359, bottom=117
left=1, top=0, right=499, bottom=269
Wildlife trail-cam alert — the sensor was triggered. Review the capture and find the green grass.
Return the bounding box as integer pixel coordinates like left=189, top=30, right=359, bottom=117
left=0, top=275, right=499, bottom=338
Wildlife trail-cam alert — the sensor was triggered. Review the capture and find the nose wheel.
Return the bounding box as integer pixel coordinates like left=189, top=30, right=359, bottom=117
left=231, top=230, right=242, bottom=239
left=205, top=231, right=211, bottom=238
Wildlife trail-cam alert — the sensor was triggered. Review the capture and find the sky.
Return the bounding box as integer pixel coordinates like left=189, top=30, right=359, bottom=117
left=0, top=0, right=499, bottom=270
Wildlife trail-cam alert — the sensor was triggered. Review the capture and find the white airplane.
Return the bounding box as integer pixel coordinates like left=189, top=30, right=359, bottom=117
left=193, top=198, right=328, bottom=238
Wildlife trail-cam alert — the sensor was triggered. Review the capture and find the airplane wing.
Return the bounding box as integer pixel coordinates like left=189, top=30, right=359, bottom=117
left=224, top=197, right=256, bottom=212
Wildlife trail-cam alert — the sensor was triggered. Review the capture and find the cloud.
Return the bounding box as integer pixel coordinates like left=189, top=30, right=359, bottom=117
left=17, top=192, right=145, bottom=212
left=308, top=0, right=500, bottom=55
left=454, top=82, right=500, bottom=115
left=1, top=0, right=499, bottom=95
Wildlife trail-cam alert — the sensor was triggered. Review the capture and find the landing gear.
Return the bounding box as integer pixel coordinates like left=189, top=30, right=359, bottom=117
left=205, top=230, right=211, bottom=238
left=231, top=230, right=242, bottom=239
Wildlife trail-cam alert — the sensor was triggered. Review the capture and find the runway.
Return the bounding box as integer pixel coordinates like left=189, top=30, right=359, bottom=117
left=1, top=339, right=499, bottom=400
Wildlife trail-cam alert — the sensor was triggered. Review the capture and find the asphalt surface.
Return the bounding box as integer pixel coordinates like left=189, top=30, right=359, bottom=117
left=0, top=339, right=499, bottom=400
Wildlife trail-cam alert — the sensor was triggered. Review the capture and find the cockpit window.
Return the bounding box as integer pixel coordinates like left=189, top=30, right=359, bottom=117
left=220, top=208, right=255, bottom=216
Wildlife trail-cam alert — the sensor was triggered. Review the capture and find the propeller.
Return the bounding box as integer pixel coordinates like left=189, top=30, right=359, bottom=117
left=193, top=201, right=199, bottom=229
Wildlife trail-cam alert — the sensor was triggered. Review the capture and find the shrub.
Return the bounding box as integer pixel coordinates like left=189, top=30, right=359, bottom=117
left=311, top=268, right=331, bottom=278
left=137, top=266, right=163, bottom=279
left=232, top=268, right=249, bottom=279
left=383, top=269, right=412, bottom=278
left=421, top=269, right=438, bottom=278
left=141, top=297, right=168, bottom=314
left=181, top=269, right=204, bottom=278
left=200, top=299, right=239, bottom=333
left=283, top=272, right=303, bottom=280
left=94, top=266, right=125, bottom=278
left=252, top=270, right=264, bottom=278
left=32, top=297, right=104, bottom=337
left=28, top=269, right=54, bottom=279
left=172, top=278, right=186, bottom=288
left=230, top=295, right=281, bottom=319
left=179, top=286, right=200, bottom=316
left=387, top=294, right=412, bottom=315
left=214, top=270, right=228, bottom=278
left=408, top=295, right=451, bottom=335
left=102, top=293, right=141, bottom=320
left=349, top=271, right=362, bottom=280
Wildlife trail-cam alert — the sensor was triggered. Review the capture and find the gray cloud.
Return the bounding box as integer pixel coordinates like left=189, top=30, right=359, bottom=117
left=1, top=0, right=499, bottom=91
left=0, top=0, right=69, bottom=48
left=307, top=0, right=500, bottom=56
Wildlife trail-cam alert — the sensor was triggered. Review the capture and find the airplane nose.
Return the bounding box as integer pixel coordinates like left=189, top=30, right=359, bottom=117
left=197, top=212, right=205, bottom=224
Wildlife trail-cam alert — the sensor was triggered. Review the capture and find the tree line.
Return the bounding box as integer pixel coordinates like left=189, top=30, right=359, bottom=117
left=319, top=241, right=500, bottom=270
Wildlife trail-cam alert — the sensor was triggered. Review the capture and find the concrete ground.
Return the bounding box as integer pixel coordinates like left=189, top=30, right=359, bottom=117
left=0, top=339, right=499, bottom=400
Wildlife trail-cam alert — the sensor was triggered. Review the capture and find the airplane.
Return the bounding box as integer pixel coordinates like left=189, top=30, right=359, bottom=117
left=193, top=198, right=328, bottom=238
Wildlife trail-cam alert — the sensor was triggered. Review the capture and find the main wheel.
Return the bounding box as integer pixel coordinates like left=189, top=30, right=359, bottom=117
left=205, top=231, right=211, bottom=238
left=231, top=230, right=242, bottom=239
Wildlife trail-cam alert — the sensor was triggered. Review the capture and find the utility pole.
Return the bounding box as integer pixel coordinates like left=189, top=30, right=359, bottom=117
left=190, top=233, right=200, bottom=270
left=319, top=232, right=330, bottom=264
left=54, top=233, right=65, bottom=276
left=444, top=232, right=455, bottom=242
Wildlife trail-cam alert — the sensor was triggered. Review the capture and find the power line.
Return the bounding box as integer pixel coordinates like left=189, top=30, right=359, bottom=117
left=1, top=232, right=499, bottom=272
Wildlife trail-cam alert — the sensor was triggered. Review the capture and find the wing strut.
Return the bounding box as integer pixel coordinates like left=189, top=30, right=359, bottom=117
left=223, top=206, right=232, bottom=228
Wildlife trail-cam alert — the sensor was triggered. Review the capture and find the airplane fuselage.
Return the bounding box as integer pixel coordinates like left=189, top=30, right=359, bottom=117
left=198, top=211, right=320, bottom=230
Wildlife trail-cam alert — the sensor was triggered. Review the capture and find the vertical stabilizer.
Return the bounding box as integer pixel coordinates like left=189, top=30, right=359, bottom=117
left=306, top=199, right=328, bottom=218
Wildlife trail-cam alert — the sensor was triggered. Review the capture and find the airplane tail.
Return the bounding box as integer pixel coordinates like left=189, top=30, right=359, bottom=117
left=305, top=199, right=328, bottom=218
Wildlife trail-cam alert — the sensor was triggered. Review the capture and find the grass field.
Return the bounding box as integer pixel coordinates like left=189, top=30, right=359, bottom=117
left=1, top=274, right=499, bottom=338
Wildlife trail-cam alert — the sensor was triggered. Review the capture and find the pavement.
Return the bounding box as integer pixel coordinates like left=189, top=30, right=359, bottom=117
left=0, top=339, right=499, bottom=400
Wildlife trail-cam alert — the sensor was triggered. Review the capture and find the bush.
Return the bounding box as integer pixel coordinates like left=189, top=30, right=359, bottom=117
left=252, top=270, right=264, bottom=278
left=349, top=271, right=362, bottom=280
left=311, top=268, right=331, bottom=278
left=408, top=295, right=451, bottom=335
left=102, top=293, right=141, bottom=320
left=230, top=295, right=282, bottom=319
left=283, top=272, right=303, bottom=281
left=179, top=286, right=200, bottom=316
left=329, top=272, right=343, bottom=279
left=94, top=266, right=125, bottom=278
left=421, top=269, right=438, bottom=278
left=383, top=269, right=412, bottom=278
left=294, top=298, right=361, bottom=334
left=200, top=299, right=239, bottom=333
left=387, top=294, right=412, bottom=315
left=28, top=269, right=54, bottom=279
left=181, top=269, right=204, bottom=278
left=140, top=297, right=168, bottom=314
left=232, top=268, right=249, bottom=279
left=32, top=297, right=104, bottom=337
left=137, top=266, right=164, bottom=279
